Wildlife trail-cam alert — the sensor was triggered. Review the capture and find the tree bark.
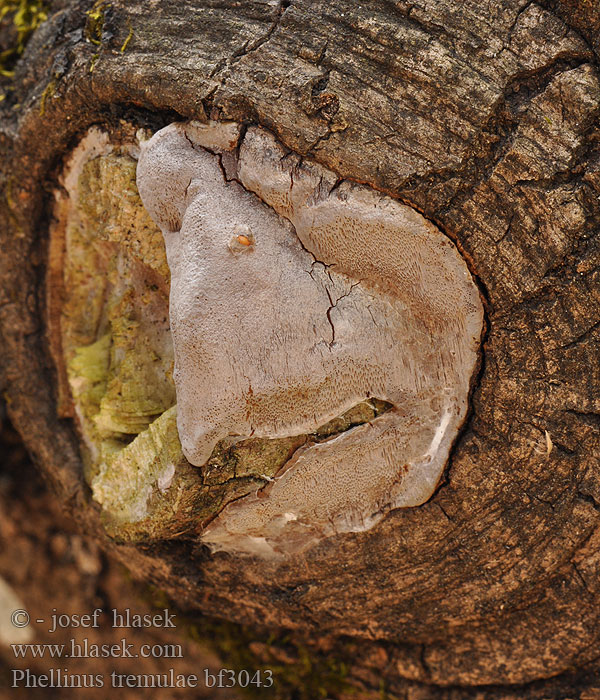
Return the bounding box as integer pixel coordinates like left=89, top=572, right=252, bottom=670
left=2, top=0, right=600, bottom=695
left=0, top=406, right=242, bottom=700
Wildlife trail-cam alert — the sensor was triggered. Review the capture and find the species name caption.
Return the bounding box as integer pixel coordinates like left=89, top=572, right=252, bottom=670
left=9, top=608, right=274, bottom=689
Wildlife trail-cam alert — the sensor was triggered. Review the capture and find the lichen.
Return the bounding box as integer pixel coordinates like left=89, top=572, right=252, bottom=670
left=0, top=0, right=47, bottom=77
left=55, top=144, right=173, bottom=490
left=85, top=0, right=107, bottom=46
left=94, top=291, right=175, bottom=437
left=38, top=77, right=55, bottom=115
left=50, top=133, right=177, bottom=504
left=120, top=26, right=133, bottom=53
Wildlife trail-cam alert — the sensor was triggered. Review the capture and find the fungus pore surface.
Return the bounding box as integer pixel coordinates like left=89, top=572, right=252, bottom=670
left=136, top=121, right=484, bottom=558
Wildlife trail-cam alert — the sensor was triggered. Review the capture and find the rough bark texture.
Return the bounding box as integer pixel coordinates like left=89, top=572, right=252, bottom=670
left=0, top=406, right=243, bottom=700
left=1, top=0, right=600, bottom=695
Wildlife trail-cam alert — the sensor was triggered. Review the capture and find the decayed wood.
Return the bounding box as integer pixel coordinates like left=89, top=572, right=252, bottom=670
left=1, top=0, right=600, bottom=695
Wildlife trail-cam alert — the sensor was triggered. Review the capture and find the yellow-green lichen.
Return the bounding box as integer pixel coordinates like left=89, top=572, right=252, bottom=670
left=85, top=0, right=107, bottom=46
left=120, top=26, right=133, bottom=53
left=78, top=154, right=171, bottom=279
left=38, top=77, right=55, bottom=115
left=91, top=407, right=278, bottom=542
left=56, top=141, right=203, bottom=542
left=0, top=0, right=47, bottom=77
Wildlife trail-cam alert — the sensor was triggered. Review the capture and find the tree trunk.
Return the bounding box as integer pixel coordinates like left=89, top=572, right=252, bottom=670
left=2, top=0, right=600, bottom=696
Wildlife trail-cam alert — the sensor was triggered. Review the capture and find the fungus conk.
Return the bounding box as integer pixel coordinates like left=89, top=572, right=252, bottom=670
left=136, top=121, right=483, bottom=558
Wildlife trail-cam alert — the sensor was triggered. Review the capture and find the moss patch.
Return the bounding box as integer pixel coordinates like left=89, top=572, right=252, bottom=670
left=137, top=582, right=356, bottom=700
left=192, top=621, right=354, bottom=700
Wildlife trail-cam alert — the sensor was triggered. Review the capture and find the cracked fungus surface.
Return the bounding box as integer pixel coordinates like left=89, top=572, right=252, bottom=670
left=49, top=125, right=394, bottom=544
left=136, top=121, right=484, bottom=558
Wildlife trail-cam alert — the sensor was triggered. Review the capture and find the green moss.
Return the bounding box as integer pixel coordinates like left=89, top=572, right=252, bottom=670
left=0, top=0, right=47, bottom=77
left=182, top=615, right=355, bottom=700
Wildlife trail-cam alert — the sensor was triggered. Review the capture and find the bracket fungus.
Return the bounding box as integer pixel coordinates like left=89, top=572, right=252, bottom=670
left=136, top=121, right=484, bottom=558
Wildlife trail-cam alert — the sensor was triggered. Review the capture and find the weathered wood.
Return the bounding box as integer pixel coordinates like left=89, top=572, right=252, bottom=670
left=1, top=0, right=600, bottom=694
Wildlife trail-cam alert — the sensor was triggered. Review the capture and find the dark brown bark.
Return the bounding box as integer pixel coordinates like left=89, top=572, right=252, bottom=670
left=0, top=408, right=242, bottom=700
left=1, top=0, right=600, bottom=695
